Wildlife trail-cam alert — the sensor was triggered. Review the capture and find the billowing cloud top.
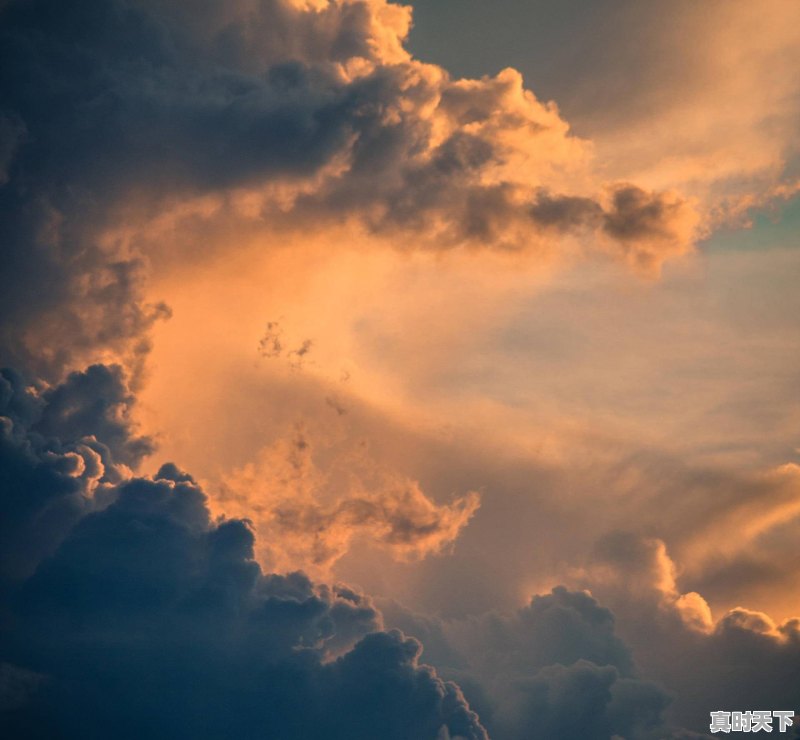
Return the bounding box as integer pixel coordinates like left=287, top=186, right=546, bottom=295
left=0, top=0, right=704, bottom=380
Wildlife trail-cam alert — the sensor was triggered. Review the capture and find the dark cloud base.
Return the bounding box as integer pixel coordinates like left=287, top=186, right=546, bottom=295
left=0, top=368, right=486, bottom=739
left=4, top=364, right=799, bottom=739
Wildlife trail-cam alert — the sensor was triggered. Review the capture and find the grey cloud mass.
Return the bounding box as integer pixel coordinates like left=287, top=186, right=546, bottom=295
left=381, top=587, right=673, bottom=739
left=0, top=365, right=145, bottom=585
left=0, top=370, right=487, bottom=738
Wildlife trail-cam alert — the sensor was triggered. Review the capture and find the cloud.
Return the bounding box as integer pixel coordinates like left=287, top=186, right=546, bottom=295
left=216, top=426, right=480, bottom=575
left=493, top=661, right=670, bottom=740
left=502, top=0, right=800, bottom=214
left=600, top=185, right=700, bottom=270
left=375, top=530, right=800, bottom=738
left=570, top=533, right=800, bottom=735
left=0, top=372, right=487, bottom=738
left=381, top=586, right=674, bottom=740
left=1, top=1, right=798, bottom=737
left=581, top=532, right=715, bottom=634
left=529, top=183, right=700, bottom=270
left=258, top=320, right=315, bottom=370
left=0, top=0, right=707, bottom=381
left=0, top=364, right=147, bottom=584
left=587, top=455, right=800, bottom=620
left=33, top=364, right=155, bottom=468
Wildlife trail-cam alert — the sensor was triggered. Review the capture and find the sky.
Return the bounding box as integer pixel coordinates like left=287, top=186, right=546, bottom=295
left=1, top=1, right=799, bottom=738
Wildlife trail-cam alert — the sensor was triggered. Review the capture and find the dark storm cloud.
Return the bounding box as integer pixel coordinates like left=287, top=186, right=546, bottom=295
left=0, top=370, right=487, bottom=738
left=33, top=364, right=154, bottom=467
left=0, top=365, right=143, bottom=584
left=451, top=587, right=635, bottom=678
left=0, top=0, right=361, bottom=191
left=383, top=525, right=800, bottom=740
left=382, top=587, right=675, bottom=740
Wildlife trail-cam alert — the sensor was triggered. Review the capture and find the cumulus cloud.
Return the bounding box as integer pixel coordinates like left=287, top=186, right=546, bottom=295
left=579, top=532, right=715, bottom=635
left=589, top=454, right=800, bottom=619
left=0, top=374, right=487, bottom=738
left=216, top=426, right=480, bottom=574
left=371, top=529, right=800, bottom=738
left=480, top=0, right=800, bottom=217
left=0, top=0, right=706, bottom=381
left=33, top=364, right=155, bottom=468
left=381, top=586, right=674, bottom=740
left=570, top=533, right=800, bottom=735
left=0, top=365, right=148, bottom=584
